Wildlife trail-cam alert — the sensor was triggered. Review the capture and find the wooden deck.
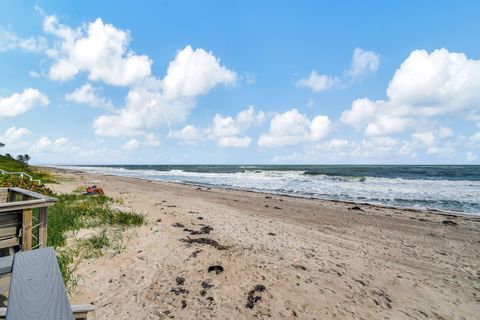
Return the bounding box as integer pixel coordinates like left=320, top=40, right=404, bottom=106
left=0, top=188, right=94, bottom=319
left=6, top=247, right=73, bottom=319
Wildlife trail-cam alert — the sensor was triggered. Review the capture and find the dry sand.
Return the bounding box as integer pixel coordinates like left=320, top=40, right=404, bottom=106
left=47, top=168, right=480, bottom=320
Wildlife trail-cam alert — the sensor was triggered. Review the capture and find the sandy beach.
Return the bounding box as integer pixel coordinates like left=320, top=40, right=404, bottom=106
left=47, top=168, right=480, bottom=320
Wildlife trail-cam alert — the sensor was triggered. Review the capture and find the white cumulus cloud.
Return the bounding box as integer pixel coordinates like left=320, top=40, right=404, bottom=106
left=162, top=45, right=236, bottom=99
left=44, top=16, right=152, bottom=86
left=217, top=136, right=252, bottom=148
left=348, top=48, right=380, bottom=79
left=387, top=49, right=480, bottom=115
left=209, top=106, right=264, bottom=147
left=65, top=83, right=113, bottom=109
left=33, top=137, right=52, bottom=151
left=258, top=109, right=331, bottom=147
left=121, top=138, right=139, bottom=150
left=168, top=125, right=203, bottom=141
left=93, top=46, right=237, bottom=136
left=295, top=71, right=338, bottom=92
left=0, top=88, right=49, bottom=118
left=0, top=127, right=30, bottom=143
left=341, top=48, right=480, bottom=137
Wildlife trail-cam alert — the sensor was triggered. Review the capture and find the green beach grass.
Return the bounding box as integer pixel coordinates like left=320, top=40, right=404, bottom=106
left=50, top=193, right=145, bottom=291
left=1, top=156, right=145, bottom=292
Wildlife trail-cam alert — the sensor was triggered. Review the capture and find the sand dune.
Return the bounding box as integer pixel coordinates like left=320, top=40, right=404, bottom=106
left=48, top=169, right=480, bottom=320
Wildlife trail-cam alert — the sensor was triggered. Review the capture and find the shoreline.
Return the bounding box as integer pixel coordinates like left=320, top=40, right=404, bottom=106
left=45, top=166, right=478, bottom=218
left=45, top=167, right=480, bottom=319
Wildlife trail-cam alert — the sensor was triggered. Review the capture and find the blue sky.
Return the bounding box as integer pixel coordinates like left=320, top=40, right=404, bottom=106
left=0, top=1, right=479, bottom=164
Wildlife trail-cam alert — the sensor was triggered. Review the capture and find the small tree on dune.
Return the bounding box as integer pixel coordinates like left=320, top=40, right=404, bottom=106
left=24, top=154, right=31, bottom=164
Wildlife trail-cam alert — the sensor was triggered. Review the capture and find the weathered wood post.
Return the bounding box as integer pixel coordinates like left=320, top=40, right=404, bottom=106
left=39, top=207, right=48, bottom=248
left=22, top=208, right=32, bottom=251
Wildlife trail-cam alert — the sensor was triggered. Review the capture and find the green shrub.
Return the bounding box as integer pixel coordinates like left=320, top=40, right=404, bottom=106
left=0, top=175, right=54, bottom=195
left=0, top=155, right=56, bottom=183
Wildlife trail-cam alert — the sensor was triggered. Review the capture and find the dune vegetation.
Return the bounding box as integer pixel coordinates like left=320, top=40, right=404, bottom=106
left=0, top=155, right=144, bottom=291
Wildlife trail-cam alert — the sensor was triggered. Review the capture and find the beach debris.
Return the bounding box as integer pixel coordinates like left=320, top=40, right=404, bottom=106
left=167, top=205, right=177, bottom=208
left=156, top=218, right=162, bottom=223
left=442, top=220, right=457, bottom=226
left=189, top=249, right=202, bottom=258
left=184, top=225, right=213, bottom=235
left=245, top=285, right=266, bottom=309
left=200, top=280, right=214, bottom=296
left=180, top=237, right=229, bottom=250
left=202, top=280, right=214, bottom=290
left=171, top=287, right=189, bottom=295
left=176, top=277, right=185, bottom=285
left=273, top=206, right=282, bottom=210
left=265, top=205, right=269, bottom=208
left=197, top=217, right=204, bottom=220
left=172, top=222, right=186, bottom=228
left=267, top=232, right=276, bottom=236
left=292, top=264, right=307, bottom=271
left=206, top=296, right=215, bottom=309
left=349, top=206, right=364, bottom=212
left=208, top=265, right=224, bottom=274
left=188, top=211, right=199, bottom=214
left=181, top=300, right=187, bottom=309
left=265, top=196, right=272, bottom=199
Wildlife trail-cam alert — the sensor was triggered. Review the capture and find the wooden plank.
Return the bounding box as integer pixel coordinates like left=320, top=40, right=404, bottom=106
left=0, top=218, right=20, bottom=225
left=0, top=237, right=19, bottom=249
left=0, top=304, right=94, bottom=318
left=0, top=255, right=13, bottom=275
left=38, top=207, right=48, bottom=248
left=0, top=211, right=21, bottom=222
left=0, top=199, right=48, bottom=213
left=0, top=226, right=18, bottom=239
left=21, top=209, right=32, bottom=251
left=7, top=188, right=57, bottom=203
left=6, top=247, right=74, bottom=320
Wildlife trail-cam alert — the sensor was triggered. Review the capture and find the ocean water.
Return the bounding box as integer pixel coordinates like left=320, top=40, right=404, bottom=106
left=61, top=165, right=480, bottom=215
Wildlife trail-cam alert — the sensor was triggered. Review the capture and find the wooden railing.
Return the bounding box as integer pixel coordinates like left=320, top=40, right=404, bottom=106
left=0, top=170, right=41, bottom=184
left=0, top=187, right=57, bottom=251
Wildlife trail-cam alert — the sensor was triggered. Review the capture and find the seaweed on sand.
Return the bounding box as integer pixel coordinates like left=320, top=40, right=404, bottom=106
left=179, top=237, right=229, bottom=250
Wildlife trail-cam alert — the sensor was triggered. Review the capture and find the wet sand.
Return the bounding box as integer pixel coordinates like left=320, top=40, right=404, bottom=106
left=47, top=168, right=480, bottom=320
